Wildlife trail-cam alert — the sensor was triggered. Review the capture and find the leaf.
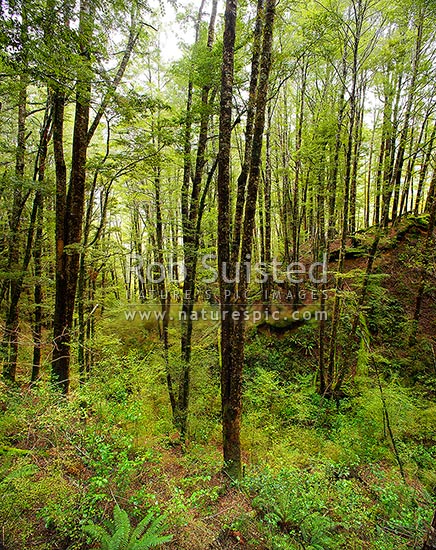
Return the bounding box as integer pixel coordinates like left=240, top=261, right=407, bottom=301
left=83, top=523, right=112, bottom=549
left=113, top=504, right=130, bottom=532
left=130, top=510, right=153, bottom=541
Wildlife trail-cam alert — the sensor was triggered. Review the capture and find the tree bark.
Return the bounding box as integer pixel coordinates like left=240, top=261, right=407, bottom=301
left=217, top=0, right=238, bottom=479
left=218, top=0, right=275, bottom=480
left=52, top=0, right=93, bottom=393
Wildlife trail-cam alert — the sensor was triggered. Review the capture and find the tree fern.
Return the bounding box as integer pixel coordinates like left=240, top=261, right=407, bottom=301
left=83, top=505, right=173, bottom=550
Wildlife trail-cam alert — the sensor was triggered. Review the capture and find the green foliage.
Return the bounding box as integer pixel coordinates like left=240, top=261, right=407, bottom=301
left=244, top=463, right=434, bottom=550
left=366, top=280, right=408, bottom=343
left=83, top=504, right=172, bottom=550
left=244, top=325, right=318, bottom=382
left=249, top=468, right=337, bottom=549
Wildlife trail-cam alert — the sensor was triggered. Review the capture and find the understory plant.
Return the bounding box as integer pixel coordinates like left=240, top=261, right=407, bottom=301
left=83, top=504, right=173, bottom=549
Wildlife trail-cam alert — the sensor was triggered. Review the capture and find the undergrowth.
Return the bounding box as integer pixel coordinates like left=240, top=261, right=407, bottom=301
left=0, top=321, right=435, bottom=549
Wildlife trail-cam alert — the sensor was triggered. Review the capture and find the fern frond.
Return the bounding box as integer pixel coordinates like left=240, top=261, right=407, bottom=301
left=83, top=523, right=112, bottom=550
left=113, top=505, right=131, bottom=532
left=83, top=505, right=172, bottom=550
left=130, top=513, right=172, bottom=549
left=111, top=524, right=130, bottom=550
left=130, top=511, right=154, bottom=541
left=131, top=532, right=173, bottom=550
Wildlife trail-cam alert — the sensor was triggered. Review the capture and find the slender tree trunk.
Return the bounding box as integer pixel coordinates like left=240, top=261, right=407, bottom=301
left=365, top=112, right=377, bottom=228
left=328, top=50, right=347, bottom=239
left=350, top=14, right=425, bottom=340
left=181, top=0, right=206, bottom=235
left=3, top=91, right=52, bottom=382
left=350, top=77, right=366, bottom=237
left=415, top=122, right=436, bottom=215
left=178, top=0, right=218, bottom=439
left=1, top=73, right=27, bottom=380
left=154, top=164, right=177, bottom=418
left=262, top=104, right=273, bottom=311
left=0, top=0, right=30, bottom=311
left=317, top=145, right=328, bottom=394
left=231, top=0, right=264, bottom=266
left=389, top=14, right=423, bottom=223
left=217, top=0, right=238, bottom=479
left=31, top=98, right=52, bottom=381
left=77, top=138, right=110, bottom=379
left=291, top=59, right=307, bottom=307
left=380, top=71, right=398, bottom=227
left=327, top=0, right=365, bottom=394
left=32, top=192, right=44, bottom=382
left=2, top=176, right=44, bottom=381
left=399, top=123, right=417, bottom=219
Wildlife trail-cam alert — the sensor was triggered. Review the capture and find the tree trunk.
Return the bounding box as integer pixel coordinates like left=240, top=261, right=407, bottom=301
left=415, top=122, right=436, bottom=215
left=217, top=0, right=238, bottom=479
left=31, top=98, right=52, bottom=382
left=52, top=0, right=92, bottom=393
left=231, top=0, right=264, bottom=265
left=2, top=90, right=52, bottom=382
left=154, top=164, right=177, bottom=418
left=178, top=0, right=218, bottom=439
left=291, top=59, right=307, bottom=307
left=389, top=14, right=423, bottom=223
left=1, top=73, right=27, bottom=381
left=262, top=104, right=273, bottom=311
left=218, top=0, right=275, bottom=480
left=328, top=49, right=347, bottom=239
left=327, top=0, right=365, bottom=394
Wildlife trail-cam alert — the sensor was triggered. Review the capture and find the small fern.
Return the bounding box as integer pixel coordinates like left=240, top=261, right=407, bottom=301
left=83, top=505, right=173, bottom=550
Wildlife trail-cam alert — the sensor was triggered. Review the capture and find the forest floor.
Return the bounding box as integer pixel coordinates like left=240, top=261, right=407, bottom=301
left=1, top=214, right=435, bottom=550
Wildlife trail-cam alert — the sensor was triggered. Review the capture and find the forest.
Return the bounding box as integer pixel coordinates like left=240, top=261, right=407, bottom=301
left=1, top=0, right=436, bottom=548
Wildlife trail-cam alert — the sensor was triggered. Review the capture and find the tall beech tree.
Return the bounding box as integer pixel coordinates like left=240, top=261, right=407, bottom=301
left=51, top=0, right=94, bottom=392
left=217, top=0, right=275, bottom=480
left=51, top=1, right=139, bottom=392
